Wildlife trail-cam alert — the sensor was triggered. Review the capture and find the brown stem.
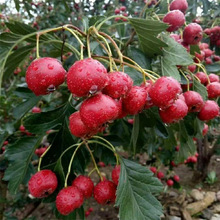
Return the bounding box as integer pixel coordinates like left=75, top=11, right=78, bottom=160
left=0, top=171, right=7, bottom=220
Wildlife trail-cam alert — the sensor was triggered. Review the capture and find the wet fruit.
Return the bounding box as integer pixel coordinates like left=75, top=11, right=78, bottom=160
left=183, top=91, right=204, bottom=112
left=169, top=0, right=188, bottom=13
left=112, top=165, right=121, bottom=185
left=183, top=23, right=203, bottom=45
left=28, top=170, right=58, bottom=198
left=26, top=57, right=66, bottom=96
left=198, top=100, right=219, bottom=121
left=207, top=82, right=220, bottom=99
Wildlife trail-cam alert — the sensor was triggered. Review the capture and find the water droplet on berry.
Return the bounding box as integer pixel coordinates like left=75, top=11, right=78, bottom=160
left=48, top=64, right=54, bottom=70
left=33, top=66, right=38, bottom=71
left=89, top=85, right=98, bottom=94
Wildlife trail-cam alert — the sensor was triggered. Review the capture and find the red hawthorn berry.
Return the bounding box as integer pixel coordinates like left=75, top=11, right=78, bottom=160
left=85, top=211, right=90, bottom=217
left=32, top=106, right=41, bottom=113
left=28, top=170, right=58, bottom=198
left=202, top=123, right=208, bottom=136
left=149, top=76, right=182, bottom=109
left=198, top=100, right=219, bottom=121
left=183, top=91, right=204, bottom=112
left=56, top=186, right=84, bottom=215
left=173, top=175, right=180, bottom=182
left=69, top=111, right=97, bottom=138
left=88, top=207, right=93, bottom=212
left=188, top=65, right=196, bottom=73
left=102, top=71, right=133, bottom=99
left=170, top=161, right=176, bottom=167
left=93, top=180, right=116, bottom=205
left=72, top=175, right=94, bottom=199
left=157, top=171, right=164, bottom=179
left=167, top=179, right=174, bottom=186
left=3, top=141, right=8, bottom=146
left=205, top=58, right=212, bottom=65
left=175, top=146, right=180, bottom=151
left=112, top=165, right=121, bottom=185
left=199, top=43, right=209, bottom=50
left=98, top=161, right=106, bottom=167
left=203, top=49, right=214, bottom=58
left=19, top=125, right=26, bottom=132
left=150, top=167, right=157, bottom=174
left=195, top=72, right=208, bottom=85
left=67, top=58, right=108, bottom=97
left=209, top=74, right=219, bottom=83
left=183, top=23, right=203, bottom=45
left=26, top=57, right=66, bottom=96
left=170, top=34, right=181, bottom=41
left=159, top=99, right=188, bottom=123
left=213, top=55, right=220, bottom=62
left=194, top=51, right=205, bottom=63
left=163, top=10, right=185, bottom=32
left=120, top=6, right=126, bottom=11
left=169, top=0, right=188, bottom=13
left=207, top=82, right=220, bottom=99
left=127, top=118, right=134, bottom=124
left=35, top=147, right=47, bottom=157
left=80, top=93, right=119, bottom=129
left=115, top=8, right=120, bottom=14
left=195, top=152, right=199, bottom=157
left=190, top=156, right=197, bottom=163
left=122, top=86, right=148, bottom=115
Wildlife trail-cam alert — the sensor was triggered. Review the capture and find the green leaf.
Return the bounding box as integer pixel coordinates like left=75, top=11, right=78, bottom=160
left=128, top=18, right=168, bottom=57
left=4, top=45, right=34, bottom=80
left=127, top=47, right=152, bottom=69
left=193, top=79, right=208, bottom=101
left=177, top=121, right=196, bottom=162
left=14, top=0, right=20, bottom=11
left=3, top=136, right=42, bottom=194
left=5, top=21, right=36, bottom=35
left=124, top=66, right=143, bottom=85
left=160, top=34, right=193, bottom=81
left=190, top=45, right=200, bottom=55
left=116, top=158, right=163, bottom=220
left=23, top=103, right=72, bottom=134
left=206, top=63, right=220, bottom=73
left=130, top=114, right=140, bottom=154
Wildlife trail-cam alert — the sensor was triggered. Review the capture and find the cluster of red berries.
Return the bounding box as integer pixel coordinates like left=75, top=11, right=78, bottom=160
left=28, top=165, right=121, bottom=215
left=205, top=26, right=220, bottom=47
left=35, top=146, right=48, bottom=157
left=150, top=167, right=180, bottom=187
left=114, top=6, right=128, bottom=22
left=185, top=152, right=199, bottom=164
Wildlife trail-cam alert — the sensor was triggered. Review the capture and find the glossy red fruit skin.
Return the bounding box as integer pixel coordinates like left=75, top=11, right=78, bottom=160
left=163, top=10, right=185, bottom=32
left=183, top=23, right=203, bottom=45
left=94, top=180, right=116, bottom=205
left=202, top=123, right=208, bottom=136
left=69, top=112, right=96, bottom=138
left=112, top=165, right=121, bottom=185
left=159, top=99, right=188, bottom=123
left=150, top=167, right=157, bottom=174
left=173, top=175, right=180, bottom=182
left=195, top=72, right=208, bottom=85
left=149, top=77, right=182, bottom=109
left=188, top=65, right=196, bottom=73
left=167, top=179, right=174, bottom=186
left=72, top=175, right=94, bottom=199
left=103, top=71, right=133, bottom=99
left=209, top=74, right=219, bottom=83
left=67, top=58, right=108, bottom=97
left=198, top=100, right=219, bottom=121
left=32, top=106, right=41, bottom=113
left=26, top=57, right=66, bottom=96
left=56, top=186, right=84, bottom=216
left=28, top=170, right=58, bottom=198
left=157, top=171, right=164, bottom=179
left=80, top=93, right=119, bottom=129
left=169, top=0, right=188, bottom=13
left=122, top=86, right=148, bottom=115
left=183, top=91, right=204, bottom=112
left=203, top=49, right=213, bottom=58
left=207, top=82, right=220, bottom=99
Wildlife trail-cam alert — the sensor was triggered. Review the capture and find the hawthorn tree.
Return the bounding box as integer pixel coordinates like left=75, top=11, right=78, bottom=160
left=0, top=0, right=220, bottom=219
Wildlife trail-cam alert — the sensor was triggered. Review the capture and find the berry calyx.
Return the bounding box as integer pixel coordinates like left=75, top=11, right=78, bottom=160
left=103, top=71, right=133, bottom=99
left=112, top=165, right=121, bottom=185
left=26, top=57, right=66, bottom=96
left=166, top=179, right=174, bottom=186
left=67, top=58, right=108, bottom=97
left=28, top=170, right=58, bottom=198
left=149, top=76, right=182, bottom=109
left=80, top=93, right=119, bottom=129
left=69, top=111, right=96, bottom=138
left=198, top=100, right=219, bottom=121
left=93, top=180, right=116, bottom=205
left=183, top=23, right=203, bottom=45
left=56, top=186, right=84, bottom=215
left=169, top=0, right=188, bottom=13
left=122, top=86, right=148, bottom=115
left=206, top=82, right=220, bottom=99
left=159, top=98, right=188, bottom=123
left=183, top=91, right=204, bottom=112
left=72, top=175, right=94, bottom=199
left=163, top=10, right=185, bottom=32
